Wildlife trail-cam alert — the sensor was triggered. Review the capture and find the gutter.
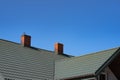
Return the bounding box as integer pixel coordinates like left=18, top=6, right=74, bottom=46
left=61, top=73, right=95, bottom=80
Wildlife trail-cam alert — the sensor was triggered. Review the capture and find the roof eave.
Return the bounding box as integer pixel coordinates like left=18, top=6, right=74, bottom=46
left=95, top=47, right=120, bottom=76
left=60, top=73, right=95, bottom=80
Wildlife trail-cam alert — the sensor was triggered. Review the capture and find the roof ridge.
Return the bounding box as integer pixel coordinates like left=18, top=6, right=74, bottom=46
left=0, top=39, right=70, bottom=57
left=78, top=47, right=120, bottom=57
left=0, top=39, right=20, bottom=45
left=0, top=39, right=54, bottom=53
left=30, top=46, right=53, bottom=52
left=56, top=47, right=120, bottom=62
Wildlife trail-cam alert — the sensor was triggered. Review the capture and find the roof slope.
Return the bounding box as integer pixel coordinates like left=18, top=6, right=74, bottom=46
left=0, top=39, right=69, bottom=80
left=55, top=47, right=119, bottom=79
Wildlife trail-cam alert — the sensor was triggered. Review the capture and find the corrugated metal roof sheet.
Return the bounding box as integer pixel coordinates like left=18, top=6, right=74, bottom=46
left=55, top=47, right=119, bottom=79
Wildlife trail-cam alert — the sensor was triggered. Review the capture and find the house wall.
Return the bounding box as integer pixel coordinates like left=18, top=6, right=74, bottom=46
left=104, top=67, right=117, bottom=80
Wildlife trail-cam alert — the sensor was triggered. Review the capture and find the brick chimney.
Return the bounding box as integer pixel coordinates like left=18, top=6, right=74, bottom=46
left=54, top=43, right=63, bottom=54
left=21, top=34, right=31, bottom=47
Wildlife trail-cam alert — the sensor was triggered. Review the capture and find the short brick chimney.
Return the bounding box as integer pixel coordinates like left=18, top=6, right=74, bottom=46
left=54, top=43, right=63, bottom=54
left=21, top=34, right=31, bottom=47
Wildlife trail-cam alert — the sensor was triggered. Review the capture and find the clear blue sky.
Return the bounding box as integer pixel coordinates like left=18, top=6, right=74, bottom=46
left=0, top=0, right=120, bottom=56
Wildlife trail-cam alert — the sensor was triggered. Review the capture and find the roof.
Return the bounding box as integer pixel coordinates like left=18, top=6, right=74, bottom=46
left=55, top=47, right=120, bottom=79
left=1, top=38, right=120, bottom=80
left=0, top=39, right=69, bottom=80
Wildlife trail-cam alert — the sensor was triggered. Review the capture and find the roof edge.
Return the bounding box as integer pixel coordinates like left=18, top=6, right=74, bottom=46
left=60, top=73, right=95, bottom=80
left=95, top=47, right=120, bottom=76
left=0, top=39, right=20, bottom=45
left=55, top=47, right=119, bottom=62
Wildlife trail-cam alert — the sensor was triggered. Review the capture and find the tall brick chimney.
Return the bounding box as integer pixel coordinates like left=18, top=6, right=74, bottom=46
left=54, top=43, right=63, bottom=54
left=21, top=34, right=31, bottom=47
